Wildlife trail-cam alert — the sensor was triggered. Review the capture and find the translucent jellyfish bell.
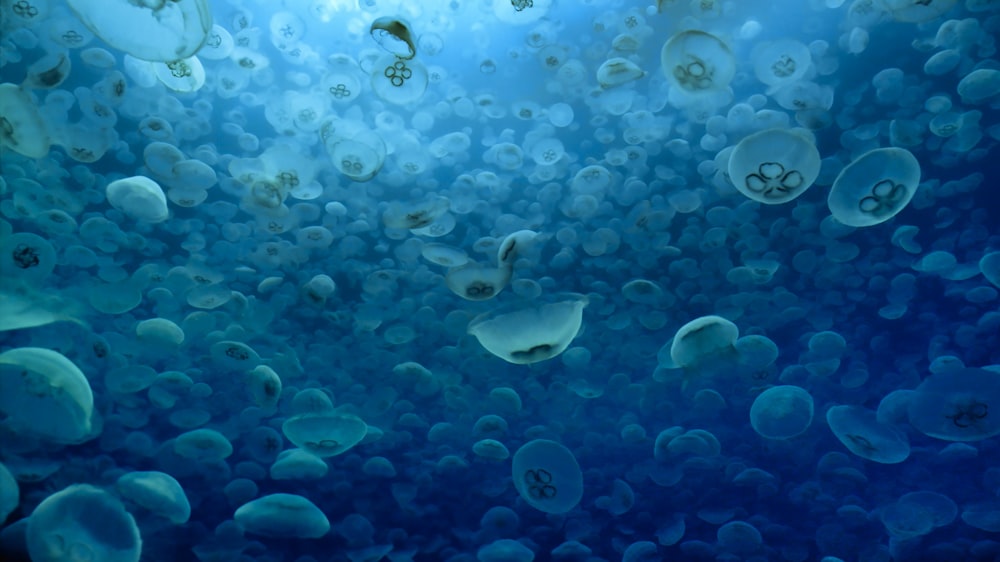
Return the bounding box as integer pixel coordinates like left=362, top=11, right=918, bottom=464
left=827, top=405, right=910, bottom=463
left=234, top=493, right=330, bottom=538
left=370, top=54, right=428, bottom=106
left=27, top=484, right=142, bottom=562
left=660, top=30, right=736, bottom=94
left=669, top=315, right=739, bottom=369
left=106, top=175, right=170, bottom=223
left=751, top=39, right=811, bottom=89
left=321, top=118, right=387, bottom=182
left=0, top=347, right=94, bottom=443
left=907, top=367, right=1000, bottom=442
left=880, top=0, right=958, bottom=22
left=728, top=129, right=821, bottom=204
left=382, top=196, right=451, bottom=230
left=281, top=412, right=368, bottom=457
left=446, top=263, right=512, bottom=301
left=24, top=52, right=72, bottom=89
left=750, top=386, right=815, bottom=439
left=0, top=83, right=51, bottom=158
left=511, top=439, right=583, bottom=514
left=116, top=471, right=191, bottom=525
left=153, top=56, right=206, bottom=93
left=323, top=54, right=364, bottom=104
left=597, top=57, right=647, bottom=89
left=65, top=0, right=212, bottom=62
left=467, top=294, right=588, bottom=365
left=369, top=17, right=416, bottom=60
left=828, top=147, right=920, bottom=227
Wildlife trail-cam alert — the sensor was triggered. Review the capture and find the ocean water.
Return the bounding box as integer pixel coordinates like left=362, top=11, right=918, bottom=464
left=1, top=0, right=1000, bottom=561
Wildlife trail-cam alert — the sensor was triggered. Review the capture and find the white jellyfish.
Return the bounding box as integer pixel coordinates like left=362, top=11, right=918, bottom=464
left=270, top=449, right=329, bottom=480
left=106, top=175, right=170, bottom=223
left=281, top=412, right=368, bottom=457
left=597, top=57, right=646, bottom=89
left=0, top=82, right=51, bottom=158
left=467, top=294, right=588, bottom=364
left=0, top=347, right=94, bottom=443
left=669, top=315, right=739, bottom=369
left=751, top=39, right=812, bottom=89
left=511, top=439, right=583, bottom=514
left=27, top=484, right=142, bottom=562
left=65, top=0, right=212, bottom=62
left=879, top=0, right=958, bottom=22
left=153, top=56, right=206, bottom=93
left=660, top=30, right=735, bottom=94
left=750, top=386, right=815, bottom=439
left=116, top=471, right=191, bottom=525
left=321, top=118, right=387, bottom=182
left=234, top=494, right=330, bottom=538
left=370, top=54, right=428, bottom=106
left=828, top=147, right=920, bottom=227
left=728, top=129, right=821, bottom=204
left=199, top=24, right=234, bottom=60
left=174, top=428, right=234, bottom=462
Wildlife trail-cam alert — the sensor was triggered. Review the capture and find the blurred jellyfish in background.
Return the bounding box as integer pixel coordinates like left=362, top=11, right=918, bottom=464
left=1, top=0, right=999, bottom=560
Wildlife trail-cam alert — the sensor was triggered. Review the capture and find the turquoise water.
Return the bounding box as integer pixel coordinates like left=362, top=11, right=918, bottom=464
left=1, top=0, right=1000, bottom=561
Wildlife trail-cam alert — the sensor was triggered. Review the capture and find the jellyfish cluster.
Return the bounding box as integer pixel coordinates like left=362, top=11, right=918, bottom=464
left=1, top=0, right=1000, bottom=561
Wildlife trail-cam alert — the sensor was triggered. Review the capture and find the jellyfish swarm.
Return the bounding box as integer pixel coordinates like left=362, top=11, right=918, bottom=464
left=467, top=294, right=588, bottom=365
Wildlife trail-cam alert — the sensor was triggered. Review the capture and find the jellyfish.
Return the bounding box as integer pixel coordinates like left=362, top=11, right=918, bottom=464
left=65, top=0, right=212, bottom=62
left=880, top=0, right=958, bottom=23
left=750, top=386, right=815, bottom=439
left=0, top=82, right=51, bottom=158
left=0, top=232, right=58, bottom=284
left=669, top=315, right=739, bottom=369
left=0, top=347, right=94, bottom=443
left=173, top=428, right=234, bottom=462
left=23, top=52, right=72, bottom=89
left=370, top=54, right=428, bottom=106
left=467, top=294, right=588, bottom=364
left=957, top=69, right=1000, bottom=105
left=446, top=263, right=513, bottom=301
left=0, top=461, right=17, bottom=523
left=511, top=439, right=583, bottom=514
left=907, top=367, right=1000, bottom=442
left=105, top=175, right=170, bottom=223
left=321, top=118, right=387, bottom=182
left=370, top=17, right=416, bottom=59
left=116, top=471, right=191, bottom=525
left=154, top=56, right=206, bottom=93
left=26, top=484, right=142, bottom=562
left=827, top=147, right=920, bottom=227
left=281, top=412, right=368, bottom=457
left=234, top=494, right=330, bottom=539
left=597, top=57, right=646, bottom=89
left=660, top=30, right=735, bottom=94
left=270, top=449, right=329, bottom=480
left=826, top=405, right=910, bottom=463
left=728, top=129, right=821, bottom=204
left=750, top=39, right=811, bottom=89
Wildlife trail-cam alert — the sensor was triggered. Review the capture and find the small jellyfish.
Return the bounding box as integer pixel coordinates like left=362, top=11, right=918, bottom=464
left=827, top=405, right=910, bottom=463
left=281, top=412, right=368, bottom=457
left=445, top=263, right=512, bottom=301
left=370, top=54, right=428, bottom=106
left=750, top=386, right=815, bottom=439
left=116, top=471, right=191, bottom=525
left=669, top=315, right=739, bottom=369
left=511, top=439, right=583, bottom=514
left=828, top=147, right=920, bottom=227
left=467, top=294, right=588, bottom=364
left=728, top=129, right=821, bottom=204
left=750, top=39, right=811, bottom=89
left=106, top=175, right=170, bottom=223
left=596, top=57, right=646, bottom=89
left=369, top=17, right=417, bottom=59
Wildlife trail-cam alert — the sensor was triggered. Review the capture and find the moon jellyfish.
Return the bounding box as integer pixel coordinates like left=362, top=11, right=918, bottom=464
left=321, top=118, right=387, bottom=182
left=0, top=347, right=94, bottom=443
left=828, top=147, right=920, bottom=227
left=907, top=367, right=1000, bottom=442
left=323, top=54, right=363, bottom=104
left=826, top=405, right=910, bottom=464
left=370, top=54, right=428, bottom=106
left=106, top=175, right=170, bottom=223
left=880, top=491, right=958, bottom=540
left=27, top=484, right=142, bottom=562
left=370, top=17, right=416, bottom=59
left=751, top=39, right=811, bottom=89
left=669, top=315, right=739, bottom=369
left=234, top=494, right=330, bottom=538
left=750, top=385, right=815, bottom=439
left=511, top=439, right=583, bottom=514
left=0, top=232, right=57, bottom=284
left=116, top=471, right=191, bottom=525
left=446, top=262, right=512, bottom=301
left=0, top=83, right=51, bottom=158
left=282, top=412, right=368, bottom=457
left=467, top=294, right=588, bottom=364
left=728, top=129, right=821, bottom=204
left=65, top=0, right=212, bottom=62
left=660, top=30, right=735, bottom=94
left=880, top=0, right=958, bottom=23
left=154, top=56, right=206, bottom=93
left=597, top=58, right=646, bottom=89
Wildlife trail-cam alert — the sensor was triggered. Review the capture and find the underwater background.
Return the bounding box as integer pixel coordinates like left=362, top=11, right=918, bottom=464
left=1, top=0, right=1000, bottom=561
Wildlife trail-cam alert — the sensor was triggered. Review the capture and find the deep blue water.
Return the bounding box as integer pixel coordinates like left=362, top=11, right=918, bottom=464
left=1, top=1, right=1000, bottom=561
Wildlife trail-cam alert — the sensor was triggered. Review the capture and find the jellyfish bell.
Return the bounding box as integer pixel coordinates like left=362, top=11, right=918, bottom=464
left=0, top=83, right=51, bottom=158
left=65, top=0, right=213, bottom=62
left=660, top=30, right=736, bottom=94
left=597, top=57, right=647, bottom=89
left=907, top=367, right=1000, bottom=442
left=728, top=128, right=821, bottom=204
left=370, top=53, right=428, bottom=106
left=879, top=0, right=958, bottom=23
left=669, top=315, right=740, bottom=370
left=370, top=17, right=416, bottom=60
left=828, top=147, right=920, bottom=227
left=511, top=439, right=583, bottom=514
left=750, top=39, right=811, bottom=90
left=153, top=56, right=206, bottom=93
left=467, top=293, right=589, bottom=365
left=446, top=262, right=512, bottom=301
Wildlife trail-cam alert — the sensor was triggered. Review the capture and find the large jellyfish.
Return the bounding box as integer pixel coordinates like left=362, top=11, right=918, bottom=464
left=65, top=0, right=213, bottom=62
left=907, top=367, right=1000, bottom=442
left=26, top=484, right=142, bottom=562
left=467, top=294, right=588, bottom=364
left=827, top=147, right=920, bottom=227
left=0, top=347, right=94, bottom=443
left=728, top=128, right=821, bottom=204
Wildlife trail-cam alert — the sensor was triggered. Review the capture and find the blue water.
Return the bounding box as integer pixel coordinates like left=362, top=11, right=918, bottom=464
left=1, top=0, right=1000, bottom=561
